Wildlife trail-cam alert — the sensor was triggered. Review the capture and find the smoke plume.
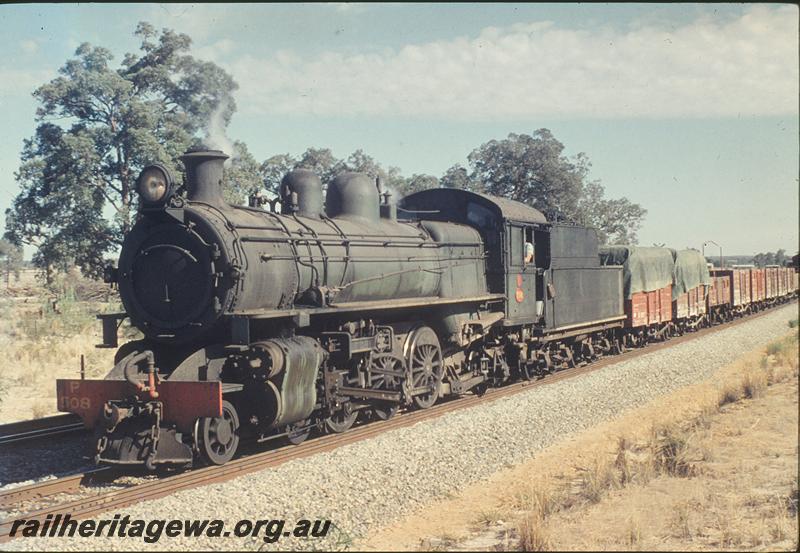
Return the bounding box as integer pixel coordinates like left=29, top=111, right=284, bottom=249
left=204, top=98, right=237, bottom=165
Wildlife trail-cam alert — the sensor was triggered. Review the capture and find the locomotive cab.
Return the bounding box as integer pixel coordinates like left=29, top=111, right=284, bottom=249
left=400, top=189, right=624, bottom=333
left=401, top=188, right=549, bottom=325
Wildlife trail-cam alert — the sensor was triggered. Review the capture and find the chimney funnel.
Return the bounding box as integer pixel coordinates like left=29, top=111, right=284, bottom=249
left=180, top=148, right=229, bottom=206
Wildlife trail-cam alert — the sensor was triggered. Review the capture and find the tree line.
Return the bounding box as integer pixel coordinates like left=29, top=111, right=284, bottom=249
left=4, top=22, right=647, bottom=280
left=704, top=249, right=795, bottom=268
left=751, top=250, right=788, bottom=267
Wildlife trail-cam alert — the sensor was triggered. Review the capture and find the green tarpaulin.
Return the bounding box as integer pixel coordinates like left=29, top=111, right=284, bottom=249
left=598, top=246, right=675, bottom=299
left=671, top=249, right=711, bottom=300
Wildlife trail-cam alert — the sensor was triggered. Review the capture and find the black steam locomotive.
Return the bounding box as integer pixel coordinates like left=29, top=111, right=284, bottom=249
left=56, top=147, right=630, bottom=468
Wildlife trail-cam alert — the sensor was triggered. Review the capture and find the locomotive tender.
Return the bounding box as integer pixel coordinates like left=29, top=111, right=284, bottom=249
left=55, top=147, right=797, bottom=468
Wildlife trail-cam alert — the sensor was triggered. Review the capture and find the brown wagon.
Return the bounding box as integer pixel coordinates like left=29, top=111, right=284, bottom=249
left=750, top=268, right=765, bottom=302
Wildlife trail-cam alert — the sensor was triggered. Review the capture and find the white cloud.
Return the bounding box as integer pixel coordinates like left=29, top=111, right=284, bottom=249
left=326, top=3, right=370, bottom=14
left=194, top=38, right=237, bottom=63
left=227, top=5, right=798, bottom=119
left=0, top=68, right=53, bottom=98
left=144, top=3, right=230, bottom=41
left=19, top=40, right=39, bottom=55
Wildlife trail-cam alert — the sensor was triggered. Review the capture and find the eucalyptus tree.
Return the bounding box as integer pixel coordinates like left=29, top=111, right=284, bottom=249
left=4, top=22, right=254, bottom=278
left=443, top=129, right=647, bottom=244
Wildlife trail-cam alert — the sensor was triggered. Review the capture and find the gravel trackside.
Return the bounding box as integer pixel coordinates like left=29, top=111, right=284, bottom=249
left=4, top=303, right=797, bottom=552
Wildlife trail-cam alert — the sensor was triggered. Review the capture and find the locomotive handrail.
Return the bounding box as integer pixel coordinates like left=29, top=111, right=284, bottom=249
left=334, top=266, right=444, bottom=291
left=319, top=214, right=353, bottom=288
left=397, top=207, right=441, bottom=214
left=235, top=227, right=432, bottom=240
left=291, top=212, right=328, bottom=287
left=223, top=224, right=286, bottom=232
left=331, top=259, right=487, bottom=295
left=238, top=235, right=481, bottom=248
left=253, top=255, right=485, bottom=263
left=190, top=200, right=250, bottom=301
left=261, top=209, right=303, bottom=298
left=141, top=244, right=199, bottom=263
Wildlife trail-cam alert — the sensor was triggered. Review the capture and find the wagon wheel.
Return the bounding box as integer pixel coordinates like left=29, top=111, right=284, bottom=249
left=325, top=409, right=358, bottom=433
left=197, top=400, right=240, bottom=466
left=367, top=353, right=404, bottom=421
left=580, top=339, right=597, bottom=363
left=286, top=419, right=312, bottom=445
left=624, top=332, right=641, bottom=349
left=405, top=326, right=443, bottom=410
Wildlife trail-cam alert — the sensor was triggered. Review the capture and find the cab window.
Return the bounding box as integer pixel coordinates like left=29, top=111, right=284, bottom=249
left=509, top=225, right=523, bottom=266
left=524, top=227, right=535, bottom=265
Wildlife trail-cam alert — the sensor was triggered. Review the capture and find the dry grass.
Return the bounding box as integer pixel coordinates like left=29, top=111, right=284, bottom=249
left=510, top=331, right=800, bottom=551
left=762, top=335, right=799, bottom=387
left=523, top=486, right=558, bottom=519
left=787, top=483, right=799, bottom=517
left=651, top=421, right=702, bottom=477
left=30, top=400, right=49, bottom=419
left=623, top=516, right=642, bottom=547
left=472, top=507, right=505, bottom=529
left=669, top=500, right=693, bottom=539
left=742, top=369, right=767, bottom=398
left=0, top=272, right=140, bottom=423
left=574, top=457, right=620, bottom=505
left=769, top=336, right=799, bottom=373
left=614, top=436, right=635, bottom=486
left=508, top=482, right=559, bottom=515
left=718, top=381, right=742, bottom=406
left=423, top=532, right=460, bottom=551
left=510, top=421, right=708, bottom=549
left=767, top=340, right=787, bottom=357
left=767, top=494, right=794, bottom=543
left=710, top=496, right=744, bottom=547
left=517, top=505, right=551, bottom=551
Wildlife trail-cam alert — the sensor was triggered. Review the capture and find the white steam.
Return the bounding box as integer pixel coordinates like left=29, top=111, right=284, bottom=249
left=204, top=98, right=237, bottom=165
left=382, top=184, right=403, bottom=201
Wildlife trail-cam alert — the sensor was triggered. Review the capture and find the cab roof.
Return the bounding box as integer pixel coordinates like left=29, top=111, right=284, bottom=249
left=400, top=188, right=548, bottom=225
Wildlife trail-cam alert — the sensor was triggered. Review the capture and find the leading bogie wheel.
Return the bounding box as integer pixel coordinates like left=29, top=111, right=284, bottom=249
left=197, top=399, right=240, bottom=466
left=404, top=326, right=443, bottom=410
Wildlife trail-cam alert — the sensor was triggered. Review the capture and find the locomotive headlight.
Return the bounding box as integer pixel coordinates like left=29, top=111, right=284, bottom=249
left=136, top=165, right=173, bottom=205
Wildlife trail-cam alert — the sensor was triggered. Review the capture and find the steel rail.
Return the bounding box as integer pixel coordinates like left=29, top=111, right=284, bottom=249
left=0, top=414, right=84, bottom=446
left=0, top=468, right=113, bottom=508
left=0, top=301, right=794, bottom=541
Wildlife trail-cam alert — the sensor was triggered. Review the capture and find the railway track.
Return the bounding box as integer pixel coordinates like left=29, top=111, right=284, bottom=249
left=0, top=414, right=84, bottom=446
left=0, top=302, right=793, bottom=541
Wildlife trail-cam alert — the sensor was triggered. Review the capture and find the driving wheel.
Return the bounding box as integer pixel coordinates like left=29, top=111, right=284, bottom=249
left=404, top=326, right=443, bottom=409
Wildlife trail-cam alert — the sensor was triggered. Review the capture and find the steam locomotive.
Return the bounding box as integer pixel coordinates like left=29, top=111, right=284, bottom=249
left=55, top=147, right=797, bottom=469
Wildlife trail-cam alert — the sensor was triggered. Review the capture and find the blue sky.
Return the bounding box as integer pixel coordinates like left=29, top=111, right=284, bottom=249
left=0, top=3, right=797, bottom=256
